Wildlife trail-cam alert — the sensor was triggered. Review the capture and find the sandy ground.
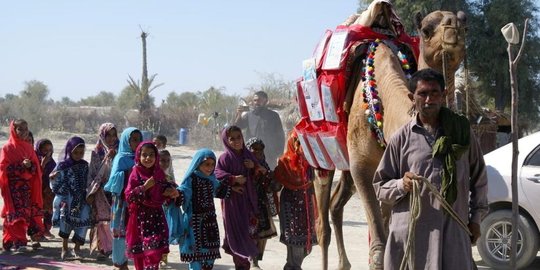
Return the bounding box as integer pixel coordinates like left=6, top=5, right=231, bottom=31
left=1, top=138, right=539, bottom=269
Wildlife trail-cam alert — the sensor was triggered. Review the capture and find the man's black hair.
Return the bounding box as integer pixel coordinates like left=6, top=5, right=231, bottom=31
left=13, top=119, right=28, bottom=127
left=408, top=68, right=445, bottom=93
left=253, top=91, right=268, bottom=100
left=154, top=134, right=167, bottom=144
left=159, top=149, right=171, bottom=157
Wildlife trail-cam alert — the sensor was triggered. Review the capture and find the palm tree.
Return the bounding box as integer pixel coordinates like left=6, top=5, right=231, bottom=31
left=127, top=30, right=163, bottom=128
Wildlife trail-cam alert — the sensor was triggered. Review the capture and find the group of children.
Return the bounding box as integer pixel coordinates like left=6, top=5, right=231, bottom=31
left=1, top=119, right=318, bottom=270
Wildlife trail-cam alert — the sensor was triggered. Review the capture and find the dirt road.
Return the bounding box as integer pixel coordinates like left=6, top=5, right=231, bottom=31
left=1, top=139, right=538, bottom=269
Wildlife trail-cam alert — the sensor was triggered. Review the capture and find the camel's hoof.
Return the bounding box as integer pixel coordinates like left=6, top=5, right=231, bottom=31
left=369, top=249, right=384, bottom=270
left=339, top=261, right=352, bottom=270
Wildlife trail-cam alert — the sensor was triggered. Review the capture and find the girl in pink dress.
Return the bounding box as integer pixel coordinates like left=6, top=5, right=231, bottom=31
left=124, top=141, right=179, bottom=270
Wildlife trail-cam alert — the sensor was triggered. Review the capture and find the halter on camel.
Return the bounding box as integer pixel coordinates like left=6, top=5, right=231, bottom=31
left=440, top=12, right=467, bottom=110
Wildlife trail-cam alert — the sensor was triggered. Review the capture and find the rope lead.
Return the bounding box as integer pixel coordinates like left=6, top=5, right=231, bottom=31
left=399, top=176, right=472, bottom=270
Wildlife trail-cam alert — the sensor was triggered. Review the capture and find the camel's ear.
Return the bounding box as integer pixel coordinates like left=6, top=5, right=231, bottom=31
left=414, top=12, right=424, bottom=31
left=457, top=11, right=467, bottom=25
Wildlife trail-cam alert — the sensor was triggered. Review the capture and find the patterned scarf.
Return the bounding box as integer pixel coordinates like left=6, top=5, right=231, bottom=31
left=95, top=123, right=119, bottom=159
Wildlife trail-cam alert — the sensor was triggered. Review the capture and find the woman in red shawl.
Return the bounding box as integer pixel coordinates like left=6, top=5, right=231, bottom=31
left=0, top=119, right=44, bottom=251
left=273, top=131, right=318, bottom=270
left=124, top=141, right=179, bottom=270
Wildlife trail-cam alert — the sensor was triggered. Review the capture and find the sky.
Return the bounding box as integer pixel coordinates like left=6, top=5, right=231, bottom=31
left=1, top=1, right=360, bottom=103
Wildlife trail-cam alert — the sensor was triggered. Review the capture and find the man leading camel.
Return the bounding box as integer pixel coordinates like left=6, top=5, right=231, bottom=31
left=373, top=68, right=488, bottom=269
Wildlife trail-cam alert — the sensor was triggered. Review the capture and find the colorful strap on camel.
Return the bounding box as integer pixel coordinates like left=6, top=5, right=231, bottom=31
left=361, top=39, right=412, bottom=148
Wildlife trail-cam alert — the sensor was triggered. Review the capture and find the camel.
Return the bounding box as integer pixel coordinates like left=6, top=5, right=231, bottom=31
left=312, top=9, right=467, bottom=270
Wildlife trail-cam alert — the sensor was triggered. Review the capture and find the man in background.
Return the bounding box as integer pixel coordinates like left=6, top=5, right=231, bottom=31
left=234, top=91, right=285, bottom=169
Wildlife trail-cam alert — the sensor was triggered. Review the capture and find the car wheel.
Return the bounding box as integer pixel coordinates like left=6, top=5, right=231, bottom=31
left=477, top=210, right=539, bottom=269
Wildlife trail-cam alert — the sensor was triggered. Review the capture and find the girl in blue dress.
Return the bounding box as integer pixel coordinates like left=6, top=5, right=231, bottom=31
left=50, top=136, right=91, bottom=260
left=178, top=148, right=242, bottom=270
left=104, top=127, right=142, bottom=270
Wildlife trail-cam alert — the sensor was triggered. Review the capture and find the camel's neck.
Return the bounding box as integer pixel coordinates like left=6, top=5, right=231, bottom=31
left=372, top=43, right=415, bottom=139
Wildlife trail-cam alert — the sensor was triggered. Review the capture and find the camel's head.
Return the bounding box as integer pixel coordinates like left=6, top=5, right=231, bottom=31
left=415, top=10, right=466, bottom=72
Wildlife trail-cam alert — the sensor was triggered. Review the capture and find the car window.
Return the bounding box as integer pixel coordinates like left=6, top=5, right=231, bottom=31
left=525, top=144, right=540, bottom=166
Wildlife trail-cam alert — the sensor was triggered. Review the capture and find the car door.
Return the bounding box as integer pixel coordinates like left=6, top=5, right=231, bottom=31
left=520, top=143, right=540, bottom=221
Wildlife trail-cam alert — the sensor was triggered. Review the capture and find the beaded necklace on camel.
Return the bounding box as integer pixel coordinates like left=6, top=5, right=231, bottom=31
left=361, top=39, right=412, bottom=148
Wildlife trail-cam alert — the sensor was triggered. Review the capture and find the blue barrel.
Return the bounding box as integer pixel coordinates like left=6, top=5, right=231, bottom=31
left=179, top=128, right=188, bottom=145
left=141, top=131, right=153, bottom=141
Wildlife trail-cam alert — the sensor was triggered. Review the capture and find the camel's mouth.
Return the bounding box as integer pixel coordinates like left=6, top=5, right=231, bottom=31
left=427, top=50, right=463, bottom=71
left=441, top=26, right=464, bottom=48
left=433, top=47, right=463, bottom=63
left=439, top=44, right=465, bottom=55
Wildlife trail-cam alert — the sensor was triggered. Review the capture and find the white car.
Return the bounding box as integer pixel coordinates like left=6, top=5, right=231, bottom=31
left=477, top=131, right=540, bottom=269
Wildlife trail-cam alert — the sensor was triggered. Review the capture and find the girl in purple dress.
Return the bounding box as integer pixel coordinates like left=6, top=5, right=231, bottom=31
left=215, top=126, right=266, bottom=270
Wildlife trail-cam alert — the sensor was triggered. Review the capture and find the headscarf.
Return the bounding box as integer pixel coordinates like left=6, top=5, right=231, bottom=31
left=125, top=141, right=168, bottom=207
left=245, top=137, right=264, bottom=151
left=246, top=137, right=269, bottom=170
left=216, top=126, right=260, bottom=175
left=179, top=148, right=218, bottom=209
left=181, top=148, right=217, bottom=187
left=0, top=120, right=43, bottom=223
left=94, top=123, right=119, bottom=159
left=35, top=139, right=54, bottom=160
left=104, top=127, right=140, bottom=196
left=87, top=123, right=118, bottom=195
left=133, top=141, right=165, bottom=180
left=274, top=130, right=312, bottom=190
left=0, top=121, right=39, bottom=171
left=56, top=136, right=87, bottom=171
left=35, top=139, right=57, bottom=188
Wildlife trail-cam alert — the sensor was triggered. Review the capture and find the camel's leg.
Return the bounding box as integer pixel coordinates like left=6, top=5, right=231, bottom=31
left=380, top=201, right=392, bottom=237
left=329, top=171, right=355, bottom=270
left=349, top=152, right=386, bottom=270
left=313, top=169, right=334, bottom=270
